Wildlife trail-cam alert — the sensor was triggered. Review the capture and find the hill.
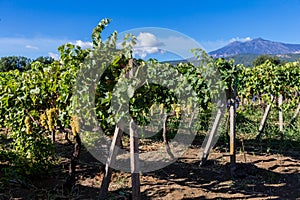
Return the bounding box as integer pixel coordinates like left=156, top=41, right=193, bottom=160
left=208, top=38, right=300, bottom=66
left=209, top=38, right=300, bottom=58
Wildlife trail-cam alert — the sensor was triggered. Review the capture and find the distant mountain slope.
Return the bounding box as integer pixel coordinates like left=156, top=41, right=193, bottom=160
left=165, top=53, right=300, bottom=67
left=226, top=53, right=300, bottom=66
left=164, top=38, right=300, bottom=66
left=209, top=38, right=300, bottom=58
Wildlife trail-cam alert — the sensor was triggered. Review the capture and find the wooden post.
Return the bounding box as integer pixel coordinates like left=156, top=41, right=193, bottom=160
left=199, top=106, right=224, bottom=166
left=126, top=58, right=141, bottom=199
left=278, top=94, right=284, bottom=138
left=99, top=58, right=136, bottom=199
left=293, top=102, right=300, bottom=120
left=290, top=102, right=300, bottom=126
left=99, top=126, right=123, bottom=199
left=229, top=98, right=236, bottom=166
left=256, top=95, right=274, bottom=140
left=224, top=108, right=230, bottom=146
left=130, top=118, right=140, bottom=200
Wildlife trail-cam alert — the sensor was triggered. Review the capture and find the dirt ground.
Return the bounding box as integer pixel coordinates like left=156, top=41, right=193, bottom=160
left=1, top=136, right=300, bottom=200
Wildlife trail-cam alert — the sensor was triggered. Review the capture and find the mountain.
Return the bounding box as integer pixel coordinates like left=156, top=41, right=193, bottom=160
left=209, top=38, right=300, bottom=58
left=164, top=38, right=300, bottom=66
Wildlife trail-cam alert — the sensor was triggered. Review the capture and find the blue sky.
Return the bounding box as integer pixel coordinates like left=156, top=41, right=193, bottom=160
left=1, top=0, right=300, bottom=60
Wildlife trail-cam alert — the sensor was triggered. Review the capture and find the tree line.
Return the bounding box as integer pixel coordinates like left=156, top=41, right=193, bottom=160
left=0, top=56, right=55, bottom=72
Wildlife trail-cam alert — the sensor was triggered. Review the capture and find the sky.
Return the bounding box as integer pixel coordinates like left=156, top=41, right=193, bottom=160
left=1, top=0, right=300, bottom=60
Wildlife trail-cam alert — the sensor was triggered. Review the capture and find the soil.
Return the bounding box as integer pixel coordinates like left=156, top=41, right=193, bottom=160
left=1, top=134, right=300, bottom=200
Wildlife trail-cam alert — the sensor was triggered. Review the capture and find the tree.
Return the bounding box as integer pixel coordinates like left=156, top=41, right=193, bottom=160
left=0, top=56, right=31, bottom=72
left=252, top=55, right=281, bottom=67
left=33, top=56, right=55, bottom=65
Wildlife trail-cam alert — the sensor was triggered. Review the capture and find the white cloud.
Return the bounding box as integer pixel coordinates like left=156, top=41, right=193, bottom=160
left=48, top=52, right=59, bottom=60
left=133, top=32, right=165, bottom=58
left=71, top=40, right=93, bottom=49
left=229, top=37, right=252, bottom=43
left=136, top=32, right=163, bottom=47
left=131, top=33, right=203, bottom=59
left=25, top=45, right=39, bottom=50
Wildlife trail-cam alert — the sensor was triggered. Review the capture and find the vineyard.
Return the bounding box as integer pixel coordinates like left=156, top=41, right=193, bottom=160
left=0, top=19, right=300, bottom=199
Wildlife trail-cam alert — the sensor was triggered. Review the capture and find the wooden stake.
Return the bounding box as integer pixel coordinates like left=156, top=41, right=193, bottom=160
left=229, top=98, right=236, bottom=166
left=130, top=118, right=140, bottom=200
left=99, top=58, right=139, bottom=199
left=290, top=102, right=300, bottom=126
left=278, top=94, right=284, bottom=137
left=199, top=107, right=224, bottom=165
left=99, top=126, right=123, bottom=199
left=256, top=95, right=274, bottom=140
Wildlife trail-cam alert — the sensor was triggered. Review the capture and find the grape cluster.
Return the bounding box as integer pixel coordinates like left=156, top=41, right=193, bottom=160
left=46, top=108, right=56, bottom=132
left=24, top=116, right=32, bottom=135
left=70, top=115, right=80, bottom=136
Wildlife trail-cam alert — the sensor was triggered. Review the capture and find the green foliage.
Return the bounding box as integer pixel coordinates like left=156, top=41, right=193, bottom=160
left=0, top=56, right=31, bottom=72
left=226, top=53, right=300, bottom=67
left=0, top=56, right=55, bottom=72
left=0, top=33, right=90, bottom=176
left=33, top=56, right=55, bottom=65
left=238, top=61, right=300, bottom=100
left=252, top=55, right=281, bottom=67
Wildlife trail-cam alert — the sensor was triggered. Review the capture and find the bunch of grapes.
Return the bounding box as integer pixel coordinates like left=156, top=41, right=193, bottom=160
left=40, top=113, right=47, bottom=129
left=46, top=108, right=56, bottom=132
left=70, top=115, right=80, bottom=136
left=24, top=116, right=33, bottom=134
